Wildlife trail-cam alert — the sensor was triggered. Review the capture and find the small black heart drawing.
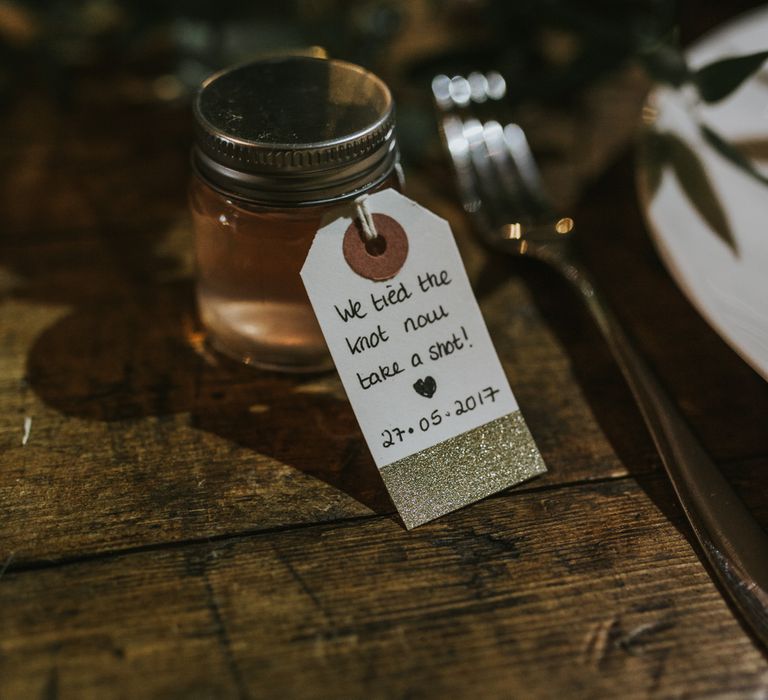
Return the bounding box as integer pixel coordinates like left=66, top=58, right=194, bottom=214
left=413, top=376, right=437, bottom=398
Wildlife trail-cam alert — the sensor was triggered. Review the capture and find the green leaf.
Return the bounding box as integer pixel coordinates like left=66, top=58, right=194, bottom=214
left=637, top=129, right=666, bottom=198
left=694, top=51, right=768, bottom=103
left=700, top=123, right=768, bottom=187
left=643, top=130, right=737, bottom=254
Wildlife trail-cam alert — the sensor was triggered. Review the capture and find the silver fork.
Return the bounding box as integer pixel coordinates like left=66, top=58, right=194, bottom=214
left=434, top=72, right=768, bottom=648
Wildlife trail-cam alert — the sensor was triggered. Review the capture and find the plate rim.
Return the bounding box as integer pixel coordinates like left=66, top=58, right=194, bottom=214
left=635, top=7, right=768, bottom=382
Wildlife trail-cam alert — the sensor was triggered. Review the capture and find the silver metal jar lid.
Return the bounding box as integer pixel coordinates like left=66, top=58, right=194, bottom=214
left=192, top=56, right=398, bottom=206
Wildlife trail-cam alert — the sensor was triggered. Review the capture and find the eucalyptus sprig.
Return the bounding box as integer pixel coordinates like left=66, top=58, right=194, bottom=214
left=638, top=41, right=768, bottom=254
left=640, top=43, right=768, bottom=189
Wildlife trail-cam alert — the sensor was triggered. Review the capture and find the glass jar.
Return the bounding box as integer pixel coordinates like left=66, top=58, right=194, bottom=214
left=190, top=56, right=400, bottom=372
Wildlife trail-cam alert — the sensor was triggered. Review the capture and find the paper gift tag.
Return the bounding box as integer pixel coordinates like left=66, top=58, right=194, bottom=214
left=301, top=189, right=546, bottom=528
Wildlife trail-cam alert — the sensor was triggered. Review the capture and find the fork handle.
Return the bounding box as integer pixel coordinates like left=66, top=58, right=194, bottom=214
left=562, top=259, right=768, bottom=647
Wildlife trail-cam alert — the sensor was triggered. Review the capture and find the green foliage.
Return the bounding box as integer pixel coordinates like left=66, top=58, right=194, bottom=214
left=699, top=124, right=768, bottom=186
left=694, top=51, right=768, bottom=102
left=641, top=130, right=736, bottom=253
left=644, top=48, right=768, bottom=196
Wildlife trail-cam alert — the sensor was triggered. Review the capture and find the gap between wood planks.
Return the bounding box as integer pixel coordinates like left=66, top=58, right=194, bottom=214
left=1, top=471, right=676, bottom=577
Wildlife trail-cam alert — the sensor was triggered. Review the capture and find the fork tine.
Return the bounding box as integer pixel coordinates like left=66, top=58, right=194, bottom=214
left=439, top=113, right=518, bottom=240
left=440, top=114, right=482, bottom=216
left=431, top=74, right=453, bottom=111
left=481, top=120, right=532, bottom=222
left=434, top=71, right=555, bottom=233
left=434, top=75, right=483, bottom=218
left=463, top=116, right=513, bottom=231
left=501, top=123, right=553, bottom=217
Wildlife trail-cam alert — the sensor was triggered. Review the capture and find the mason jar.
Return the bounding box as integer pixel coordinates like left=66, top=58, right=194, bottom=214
left=190, top=56, right=400, bottom=372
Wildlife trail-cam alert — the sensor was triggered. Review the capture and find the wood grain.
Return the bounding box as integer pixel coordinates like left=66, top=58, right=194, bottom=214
left=2, top=6, right=768, bottom=695
left=3, top=104, right=765, bottom=565
left=2, top=478, right=767, bottom=700
left=0, top=95, right=672, bottom=565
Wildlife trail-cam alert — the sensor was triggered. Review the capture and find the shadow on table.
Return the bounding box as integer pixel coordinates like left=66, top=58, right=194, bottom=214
left=9, top=84, right=767, bottom=535
left=1, top=85, right=393, bottom=520
left=22, top=280, right=394, bottom=517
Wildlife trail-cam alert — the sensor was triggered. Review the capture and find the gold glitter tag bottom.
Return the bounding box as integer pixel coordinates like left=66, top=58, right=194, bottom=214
left=379, top=411, right=546, bottom=529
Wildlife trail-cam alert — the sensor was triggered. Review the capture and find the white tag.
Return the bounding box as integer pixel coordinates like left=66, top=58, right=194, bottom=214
left=301, top=189, right=546, bottom=527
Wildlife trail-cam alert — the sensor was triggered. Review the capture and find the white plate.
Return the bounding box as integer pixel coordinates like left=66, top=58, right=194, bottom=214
left=638, top=5, right=768, bottom=381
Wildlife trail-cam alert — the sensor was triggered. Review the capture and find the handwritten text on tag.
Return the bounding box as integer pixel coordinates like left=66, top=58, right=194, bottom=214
left=301, top=189, right=546, bottom=526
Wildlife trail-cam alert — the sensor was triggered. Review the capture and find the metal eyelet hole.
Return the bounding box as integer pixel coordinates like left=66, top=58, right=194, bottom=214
left=364, top=234, right=387, bottom=257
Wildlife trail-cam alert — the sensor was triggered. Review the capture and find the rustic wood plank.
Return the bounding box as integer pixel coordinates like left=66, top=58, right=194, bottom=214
left=0, top=95, right=660, bottom=565
left=0, top=265, right=649, bottom=565
left=1, top=4, right=766, bottom=696
left=1, top=477, right=766, bottom=700
left=2, top=84, right=767, bottom=565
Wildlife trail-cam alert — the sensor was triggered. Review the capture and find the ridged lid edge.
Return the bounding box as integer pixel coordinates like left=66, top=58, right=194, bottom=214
left=192, top=114, right=395, bottom=173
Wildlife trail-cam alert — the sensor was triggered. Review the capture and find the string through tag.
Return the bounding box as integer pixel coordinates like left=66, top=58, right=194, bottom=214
left=354, top=195, right=379, bottom=242
left=343, top=203, right=409, bottom=281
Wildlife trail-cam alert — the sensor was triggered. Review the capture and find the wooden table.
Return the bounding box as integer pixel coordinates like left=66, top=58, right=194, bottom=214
left=2, top=23, right=768, bottom=698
